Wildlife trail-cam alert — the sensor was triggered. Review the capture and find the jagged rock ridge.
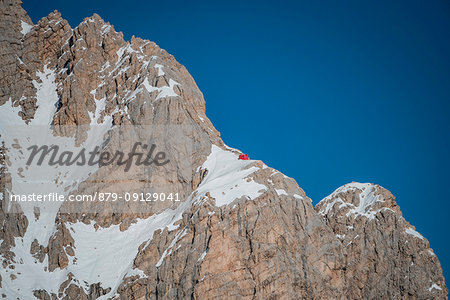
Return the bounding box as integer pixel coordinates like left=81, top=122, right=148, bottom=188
left=0, top=0, right=447, bottom=299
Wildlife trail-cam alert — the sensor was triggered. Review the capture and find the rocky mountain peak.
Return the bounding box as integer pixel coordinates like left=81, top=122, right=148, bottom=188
left=316, top=182, right=401, bottom=219
left=0, top=2, right=447, bottom=299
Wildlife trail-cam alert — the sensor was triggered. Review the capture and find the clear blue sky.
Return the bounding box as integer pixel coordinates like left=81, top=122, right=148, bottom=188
left=24, top=0, right=450, bottom=278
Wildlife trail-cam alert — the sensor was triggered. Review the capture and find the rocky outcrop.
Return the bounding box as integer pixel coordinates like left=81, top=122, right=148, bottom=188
left=0, top=1, right=447, bottom=299
left=315, top=183, right=447, bottom=299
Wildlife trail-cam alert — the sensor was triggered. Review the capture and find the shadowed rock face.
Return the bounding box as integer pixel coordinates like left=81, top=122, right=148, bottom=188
left=0, top=1, right=447, bottom=299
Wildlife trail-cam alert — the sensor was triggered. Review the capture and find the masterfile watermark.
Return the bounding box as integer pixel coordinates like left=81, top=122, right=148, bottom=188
left=9, top=192, right=180, bottom=202
left=1, top=125, right=195, bottom=214
left=26, top=142, right=170, bottom=172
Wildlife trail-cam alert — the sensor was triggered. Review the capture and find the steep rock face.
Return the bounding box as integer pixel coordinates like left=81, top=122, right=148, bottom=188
left=117, top=155, right=345, bottom=299
left=0, top=1, right=447, bottom=299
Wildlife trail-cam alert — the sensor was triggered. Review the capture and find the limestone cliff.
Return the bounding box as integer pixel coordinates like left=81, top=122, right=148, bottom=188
left=0, top=1, right=447, bottom=299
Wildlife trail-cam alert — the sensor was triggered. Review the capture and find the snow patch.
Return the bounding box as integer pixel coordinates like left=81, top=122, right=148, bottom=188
left=318, top=183, right=385, bottom=220
left=275, top=189, right=288, bottom=196
left=196, top=145, right=266, bottom=207
left=31, top=65, right=59, bottom=126
left=0, top=97, right=24, bottom=129
left=129, top=77, right=179, bottom=103
left=155, top=228, right=187, bottom=267
left=198, top=250, right=207, bottom=262
left=21, top=20, right=33, bottom=35
left=428, top=283, right=442, bottom=292
left=405, top=227, right=424, bottom=240
left=154, top=64, right=165, bottom=76
left=70, top=211, right=181, bottom=296
left=101, top=24, right=111, bottom=35
left=154, top=79, right=179, bottom=101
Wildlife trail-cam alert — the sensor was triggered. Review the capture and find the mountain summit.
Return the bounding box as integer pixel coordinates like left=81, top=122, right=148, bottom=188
left=0, top=1, right=447, bottom=299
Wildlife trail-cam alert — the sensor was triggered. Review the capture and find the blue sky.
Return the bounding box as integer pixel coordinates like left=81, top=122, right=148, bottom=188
left=24, top=0, right=450, bottom=278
